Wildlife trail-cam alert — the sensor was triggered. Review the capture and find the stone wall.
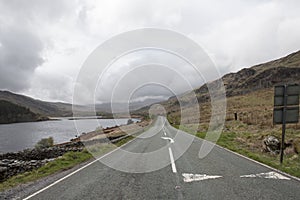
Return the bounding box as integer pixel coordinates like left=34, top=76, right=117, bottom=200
left=0, top=142, right=84, bottom=182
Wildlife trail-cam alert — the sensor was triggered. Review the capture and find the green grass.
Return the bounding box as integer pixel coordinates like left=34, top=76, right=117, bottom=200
left=0, top=135, right=137, bottom=192
left=0, top=150, right=92, bottom=191
left=177, top=124, right=300, bottom=179
left=114, top=136, right=134, bottom=147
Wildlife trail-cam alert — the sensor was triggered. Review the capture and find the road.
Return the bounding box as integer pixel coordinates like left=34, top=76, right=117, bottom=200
left=25, top=117, right=300, bottom=199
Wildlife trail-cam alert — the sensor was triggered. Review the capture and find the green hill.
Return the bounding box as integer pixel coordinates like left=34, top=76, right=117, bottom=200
left=0, top=100, right=48, bottom=124
left=0, top=91, right=74, bottom=117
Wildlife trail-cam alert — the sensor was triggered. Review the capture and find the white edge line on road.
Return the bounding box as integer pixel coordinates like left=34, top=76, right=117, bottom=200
left=168, top=147, right=177, bottom=173
left=23, top=136, right=139, bottom=200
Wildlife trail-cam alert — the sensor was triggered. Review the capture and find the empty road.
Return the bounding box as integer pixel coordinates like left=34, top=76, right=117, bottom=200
left=25, top=117, right=300, bottom=199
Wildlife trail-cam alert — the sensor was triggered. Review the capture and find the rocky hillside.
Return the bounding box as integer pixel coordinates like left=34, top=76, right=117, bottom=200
left=195, top=50, right=300, bottom=100
left=0, top=100, right=48, bottom=124
left=134, top=50, right=300, bottom=125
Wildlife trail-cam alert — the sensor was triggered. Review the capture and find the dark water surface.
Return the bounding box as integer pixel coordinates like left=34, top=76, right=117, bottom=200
left=0, top=118, right=138, bottom=153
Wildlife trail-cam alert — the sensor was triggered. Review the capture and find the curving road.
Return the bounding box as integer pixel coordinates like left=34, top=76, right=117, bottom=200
left=24, top=117, right=300, bottom=200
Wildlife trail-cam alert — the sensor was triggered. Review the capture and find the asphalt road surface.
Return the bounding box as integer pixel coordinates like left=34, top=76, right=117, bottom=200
left=25, top=117, right=300, bottom=200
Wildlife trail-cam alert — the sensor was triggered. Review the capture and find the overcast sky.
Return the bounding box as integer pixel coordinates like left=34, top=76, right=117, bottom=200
left=0, top=0, right=300, bottom=103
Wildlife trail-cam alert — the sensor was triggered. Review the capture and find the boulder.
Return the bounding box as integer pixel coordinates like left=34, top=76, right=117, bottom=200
left=263, top=136, right=280, bottom=154
left=263, top=136, right=298, bottom=155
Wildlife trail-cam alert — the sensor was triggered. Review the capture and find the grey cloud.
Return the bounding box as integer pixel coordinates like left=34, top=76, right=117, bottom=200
left=0, top=0, right=77, bottom=93
left=1, top=0, right=300, bottom=103
left=25, top=70, right=73, bottom=103
left=0, top=27, right=44, bottom=91
left=0, top=0, right=72, bottom=23
left=94, top=50, right=206, bottom=103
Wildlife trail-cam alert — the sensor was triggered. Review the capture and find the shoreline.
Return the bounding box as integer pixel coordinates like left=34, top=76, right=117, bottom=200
left=0, top=119, right=149, bottom=183
left=0, top=117, right=142, bottom=154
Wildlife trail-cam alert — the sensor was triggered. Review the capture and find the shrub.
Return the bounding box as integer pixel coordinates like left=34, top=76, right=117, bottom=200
left=35, top=137, right=54, bottom=149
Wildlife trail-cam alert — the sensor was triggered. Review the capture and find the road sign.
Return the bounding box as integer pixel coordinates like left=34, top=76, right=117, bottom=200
left=274, top=84, right=300, bottom=96
left=274, top=95, right=299, bottom=106
left=273, top=84, right=299, bottom=164
left=274, top=84, right=299, bottom=107
left=287, top=84, right=300, bottom=95
left=273, top=106, right=299, bottom=124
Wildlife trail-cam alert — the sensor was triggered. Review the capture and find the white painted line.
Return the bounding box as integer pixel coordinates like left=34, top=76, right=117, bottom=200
left=173, top=124, right=300, bottom=182
left=168, top=147, right=177, bottom=173
left=163, top=130, right=166, bottom=136
left=23, top=137, right=138, bottom=200
left=214, top=144, right=300, bottom=182
left=161, top=137, right=174, bottom=143
left=240, top=171, right=290, bottom=180
left=182, top=173, right=222, bottom=182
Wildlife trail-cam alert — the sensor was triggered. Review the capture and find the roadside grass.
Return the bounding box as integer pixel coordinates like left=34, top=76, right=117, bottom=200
left=177, top=123, right=300, bottom=178
left=114, top=136, right=134, bottom=147
left=0, top=136, right=136, bottom=192
left=169, top=88, right=300, bottom=178
left=0, top=150, right=92, bottom=192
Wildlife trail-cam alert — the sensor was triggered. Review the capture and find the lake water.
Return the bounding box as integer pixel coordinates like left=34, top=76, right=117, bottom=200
left=0, top=118, right=138, bottom=153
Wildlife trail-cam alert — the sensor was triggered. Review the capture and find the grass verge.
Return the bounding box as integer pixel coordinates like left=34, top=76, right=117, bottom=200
left=175, top=124, right=300, bottom=179
left=0, top=136, right=135, bottom=192
left=0, top=150, right=92, bottom=192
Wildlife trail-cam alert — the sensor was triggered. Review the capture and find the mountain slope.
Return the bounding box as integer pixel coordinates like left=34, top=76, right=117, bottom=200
left=0, top=90, right=163, bottom=118
left=0, top=91, right=73, bottom=117
left=134, top=50, right=300, bottom=124
left=0, top=100, right=47, bottom=124
left=195, top=50, right=300, bottom=100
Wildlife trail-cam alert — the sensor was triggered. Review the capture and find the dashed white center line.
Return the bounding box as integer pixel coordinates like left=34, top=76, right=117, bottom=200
left=168, top=147, right=177, bottom=173
left=162, top=127, right=176, bottom=173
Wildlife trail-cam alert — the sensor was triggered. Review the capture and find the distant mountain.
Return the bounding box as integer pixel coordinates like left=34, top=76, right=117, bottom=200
left=95, top=98, right=165, bottom=113
left=4, top=50, right=299, bottom=119
left=0, top=100, right=48, bottom=124
left=0, top=90, right=163, bottom=118
left=0, top=90, right=74, bottom=117
left=134, top=50, right=300, bottom=119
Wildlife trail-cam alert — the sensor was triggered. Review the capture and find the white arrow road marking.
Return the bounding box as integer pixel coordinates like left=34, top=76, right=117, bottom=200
left=240, top=171, right=290, bottom=180
left=163, top=130, right=166, bottom=136
left=161, top=135, right=177, bottom=173
left=182, top=173, right=222, bottom=182
left=168, top=147, right=177, bottom=173
left=161, top=137, right=174, bottom=143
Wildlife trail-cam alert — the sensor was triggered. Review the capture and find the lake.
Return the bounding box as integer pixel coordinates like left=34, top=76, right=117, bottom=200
left=0, top=118, right=139, bottom=153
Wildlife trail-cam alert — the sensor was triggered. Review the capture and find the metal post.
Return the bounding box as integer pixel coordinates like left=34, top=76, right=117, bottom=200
left=234, top=113, right=238, bottom=121
left=280, top=85, right=287, bottom=164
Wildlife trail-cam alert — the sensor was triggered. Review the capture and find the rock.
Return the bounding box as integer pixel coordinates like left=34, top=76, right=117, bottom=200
left=0, top=161, right=5, bottom=166
left=263, top=136, right=299, bottom=155
left=0, top=141, right=85, bottom=182
left=0, top=166, right=7, bottom=173
left=263, top=136, right=280, bottom=154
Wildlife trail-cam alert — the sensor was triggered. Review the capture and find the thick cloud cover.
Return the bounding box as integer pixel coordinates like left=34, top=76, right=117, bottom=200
left=0, top=0, right=300, bottom=103
left=0, top=0, right=74, bottom=95
left=0, top=27, right=43, bottom=91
